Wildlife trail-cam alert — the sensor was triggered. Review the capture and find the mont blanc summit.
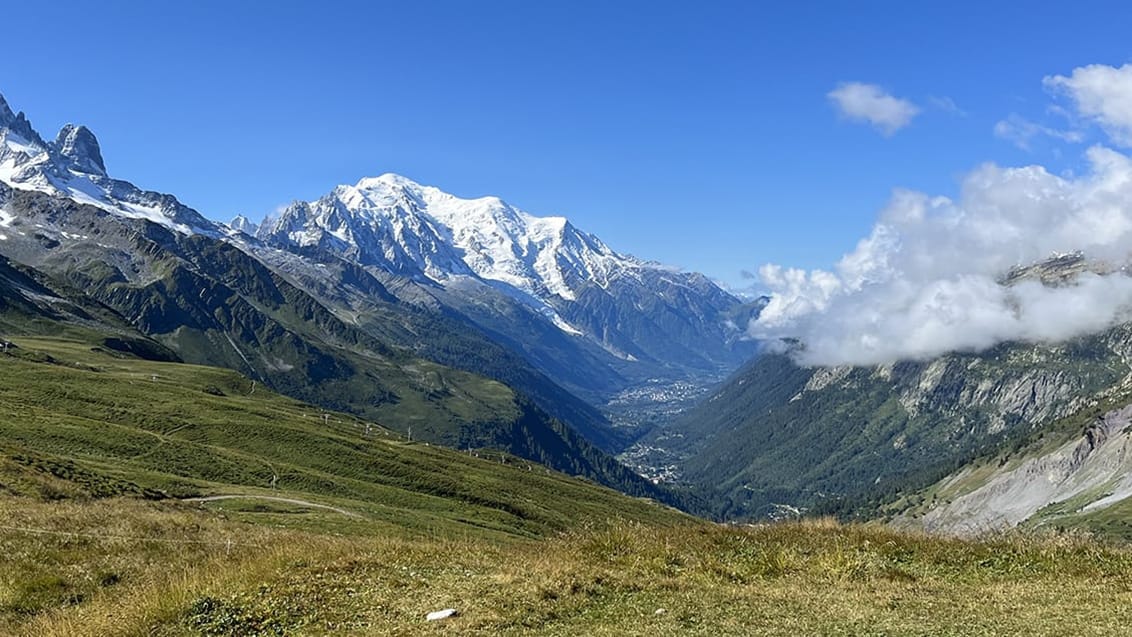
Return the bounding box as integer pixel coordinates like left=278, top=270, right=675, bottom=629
left=255, top=172, right=756, bottom=374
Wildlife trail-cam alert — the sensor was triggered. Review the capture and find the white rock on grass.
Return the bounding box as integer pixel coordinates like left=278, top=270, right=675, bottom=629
left=426, top=608, right=459, bottom=621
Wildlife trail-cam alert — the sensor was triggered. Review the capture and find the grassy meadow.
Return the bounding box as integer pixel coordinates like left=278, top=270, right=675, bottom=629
left=2, top=335, right=1132, bottom=635
left=5, top=498, right=1132, bottom=636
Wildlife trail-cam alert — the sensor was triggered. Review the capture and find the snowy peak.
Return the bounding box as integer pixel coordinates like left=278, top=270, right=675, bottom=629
left=53, top=124, right=105, bottom=176
left=0, top=94, right=14, bottom=128
left=0, top=95, right=45, bottom=148
left=358, top=172, right=426, bottom=193
left=251, top=172, right=759, bottom=363
left=0, top=91, right=215, bottom=236
left=254, top=173, right=754, bottom=365
left=258, top=173, right=649, bottom=303
left=262, top=180, right=474, bottom=280
left=228, top=214, right=259, bottom=235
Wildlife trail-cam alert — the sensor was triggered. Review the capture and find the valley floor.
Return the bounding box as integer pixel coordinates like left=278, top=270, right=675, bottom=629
left=3, top=496, right=1132, bottom=636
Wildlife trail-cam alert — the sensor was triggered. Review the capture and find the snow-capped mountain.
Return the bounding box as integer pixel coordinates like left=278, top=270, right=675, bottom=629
left=228, top=214, right=259, bottom=236
left=256, top=173, right=751, bottom=361
left=0, top=94, right=213, bottom=235
left=259, top=174, right=649, bottom=299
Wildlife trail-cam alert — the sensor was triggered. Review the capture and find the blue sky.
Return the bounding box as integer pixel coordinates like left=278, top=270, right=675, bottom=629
left=3, top=1, right=1130, bottom=288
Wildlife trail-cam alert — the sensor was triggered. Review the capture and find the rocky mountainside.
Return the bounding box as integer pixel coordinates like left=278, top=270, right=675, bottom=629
left=910, top=403, right=1132, bottom=535
left=883, top=380, right=1132, bottom=538
left=224, top=213, right=629, bottom=449
left=0, top=251, right=178, bottom=366
left=661, top=254, right=1132, bottom=520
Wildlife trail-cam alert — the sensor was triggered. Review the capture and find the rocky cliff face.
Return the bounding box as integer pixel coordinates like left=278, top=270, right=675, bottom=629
left=906, top=400, right=1132, bottom=536
left=797, top=356, right=1089, bottom=432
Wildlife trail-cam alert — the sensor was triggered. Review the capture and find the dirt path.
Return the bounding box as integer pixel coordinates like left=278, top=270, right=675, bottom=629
left=184, top=495, right=362, bottom=518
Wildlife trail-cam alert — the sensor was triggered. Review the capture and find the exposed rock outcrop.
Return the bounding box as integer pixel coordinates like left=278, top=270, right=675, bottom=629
left=910, top=404, right=1132, bottom=535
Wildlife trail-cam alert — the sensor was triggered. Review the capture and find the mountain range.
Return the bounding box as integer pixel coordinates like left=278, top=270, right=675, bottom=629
left=9, top=89, right=1132, bottom=538
left=250, top=171, right=759, bottom=401
left=1, top=90, right=758, bottom=400
left=0, top=91, right=759, bottom=511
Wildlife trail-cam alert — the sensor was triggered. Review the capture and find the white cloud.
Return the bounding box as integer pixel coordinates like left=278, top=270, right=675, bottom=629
left=1045, top=64, right=1132, bottom=146
left=928, top=95, right=966, bottom=117
left=755, top=64, right=1132, bottom=366
left=751, top=145, right=1132, bottom=367
left=994, top=113, right=1083, bottom=150
left=827, top=82, right=920, bottom=136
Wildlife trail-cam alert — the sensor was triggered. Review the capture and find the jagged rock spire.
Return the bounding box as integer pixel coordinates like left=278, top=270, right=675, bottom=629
left=54, top=124, right=106, bottom=175
left=0, top=93, right=14, bottom=127
left=0, top=92, right=47, bottom=147
left=229, top=214, right=259, bottom=235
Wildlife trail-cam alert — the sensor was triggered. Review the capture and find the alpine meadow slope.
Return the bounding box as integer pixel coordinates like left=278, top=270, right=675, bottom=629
left=1, top=317, right=1128, bottom=636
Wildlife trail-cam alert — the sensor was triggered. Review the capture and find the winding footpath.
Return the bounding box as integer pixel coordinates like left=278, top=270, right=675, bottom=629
left=184, top=495, right=362, bottom=518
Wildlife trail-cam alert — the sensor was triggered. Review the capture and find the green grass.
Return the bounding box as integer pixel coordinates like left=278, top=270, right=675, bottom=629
left=4, top=335, right=1132, bottom=635
left=1025, top=491, right=1132, bottom=541
left=0, top=336, right=684, bottom=540
left=4, top=501, right=1132, bottom=636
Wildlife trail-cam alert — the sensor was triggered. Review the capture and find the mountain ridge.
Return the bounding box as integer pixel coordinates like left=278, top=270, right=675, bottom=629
left=252, top=171, right=758, bottom=398
left=0, top=96, right=213, bottom=235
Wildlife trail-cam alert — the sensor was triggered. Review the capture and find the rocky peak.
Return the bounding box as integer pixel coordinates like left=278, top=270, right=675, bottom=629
left=229, top=214, right=259, bottom=236
left=258, top=201, right=305, bottom=235
left=0, top=93, right=14, bottom=127
left=1000, top=251, right=1122, bottom=287
left=0, top=93, right=47, bottom=148
left=53, top=124, right=106, bottom=175
left=0, top=92, right=217, bottom=236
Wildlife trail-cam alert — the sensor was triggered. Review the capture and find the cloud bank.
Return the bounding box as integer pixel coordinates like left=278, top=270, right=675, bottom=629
left=828, top=82, right=919, bottom=136
left=754, top=64, right=1132, bottom=367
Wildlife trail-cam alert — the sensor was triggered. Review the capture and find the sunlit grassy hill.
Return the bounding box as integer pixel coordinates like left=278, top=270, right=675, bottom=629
left=0, top=335, right=684, bottom=538
left=3, top=335, right=1132, bottom=636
